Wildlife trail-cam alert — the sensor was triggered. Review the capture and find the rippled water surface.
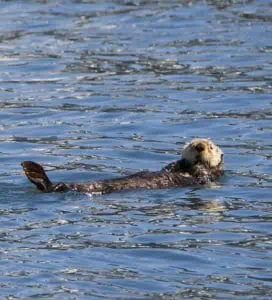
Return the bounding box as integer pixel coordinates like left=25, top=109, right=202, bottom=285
left=0, top=0, right=272, bottom=298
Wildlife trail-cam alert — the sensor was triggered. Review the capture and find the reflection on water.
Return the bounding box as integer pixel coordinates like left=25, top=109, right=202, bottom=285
left=0, top=0, right=271, bottom=298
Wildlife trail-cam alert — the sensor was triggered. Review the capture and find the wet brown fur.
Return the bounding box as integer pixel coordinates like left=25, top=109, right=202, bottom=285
left=21, top=139, right=224, bottom=194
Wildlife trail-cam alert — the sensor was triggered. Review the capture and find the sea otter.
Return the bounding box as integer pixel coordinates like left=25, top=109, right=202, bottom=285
left=21, top=138, right=224, bottom=194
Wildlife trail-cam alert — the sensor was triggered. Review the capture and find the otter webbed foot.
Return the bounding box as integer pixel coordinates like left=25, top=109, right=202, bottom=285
left=21, top=161, right=53, bottom=192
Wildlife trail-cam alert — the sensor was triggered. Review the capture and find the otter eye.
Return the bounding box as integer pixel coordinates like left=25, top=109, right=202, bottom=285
left=210, top=145, right=214, bottom=150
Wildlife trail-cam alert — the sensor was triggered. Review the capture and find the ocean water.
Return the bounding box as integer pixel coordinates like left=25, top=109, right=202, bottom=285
left=0, top=0, right=271, bottom=299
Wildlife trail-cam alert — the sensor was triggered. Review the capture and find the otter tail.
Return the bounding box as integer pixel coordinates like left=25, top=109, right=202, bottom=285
left=21, top=161, right=53, bottom=192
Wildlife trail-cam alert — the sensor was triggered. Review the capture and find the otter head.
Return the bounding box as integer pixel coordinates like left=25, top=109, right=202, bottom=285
left=182, top=139, right=224, bottom=169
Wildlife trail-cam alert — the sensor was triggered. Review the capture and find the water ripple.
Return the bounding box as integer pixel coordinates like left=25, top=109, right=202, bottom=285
left=0, top=0, right=271, bottom=298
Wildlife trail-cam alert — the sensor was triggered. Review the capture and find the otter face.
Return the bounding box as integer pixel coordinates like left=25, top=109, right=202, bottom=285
left=182, top=139, right=224, bottom=168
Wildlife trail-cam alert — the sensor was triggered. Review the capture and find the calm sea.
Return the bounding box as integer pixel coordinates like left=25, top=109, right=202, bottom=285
left=0, top=0, right=271, bottom=299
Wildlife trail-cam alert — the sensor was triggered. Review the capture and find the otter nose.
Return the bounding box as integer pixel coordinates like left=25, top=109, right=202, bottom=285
left=195, top=143, right=205, bottom=152
left=221, top=154, right=224, bottom=161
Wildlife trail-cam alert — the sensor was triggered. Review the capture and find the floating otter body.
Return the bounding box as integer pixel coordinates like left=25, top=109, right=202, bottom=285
left=21, top=139, right=224, bottom=194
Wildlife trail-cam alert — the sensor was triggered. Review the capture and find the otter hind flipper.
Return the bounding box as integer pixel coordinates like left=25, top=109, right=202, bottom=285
left=21, top=161, right=53, bottom=192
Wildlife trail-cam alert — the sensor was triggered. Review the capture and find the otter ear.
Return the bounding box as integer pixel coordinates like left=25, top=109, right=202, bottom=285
left=195, top=143, right=205, bottom=153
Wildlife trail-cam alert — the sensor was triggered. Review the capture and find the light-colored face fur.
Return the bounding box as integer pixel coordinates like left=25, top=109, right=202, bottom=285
left=182, top=139, right=223, bottom=168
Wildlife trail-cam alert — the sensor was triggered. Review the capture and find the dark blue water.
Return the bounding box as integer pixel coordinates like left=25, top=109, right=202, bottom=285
left=0, top=0, right=271, bottom=298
